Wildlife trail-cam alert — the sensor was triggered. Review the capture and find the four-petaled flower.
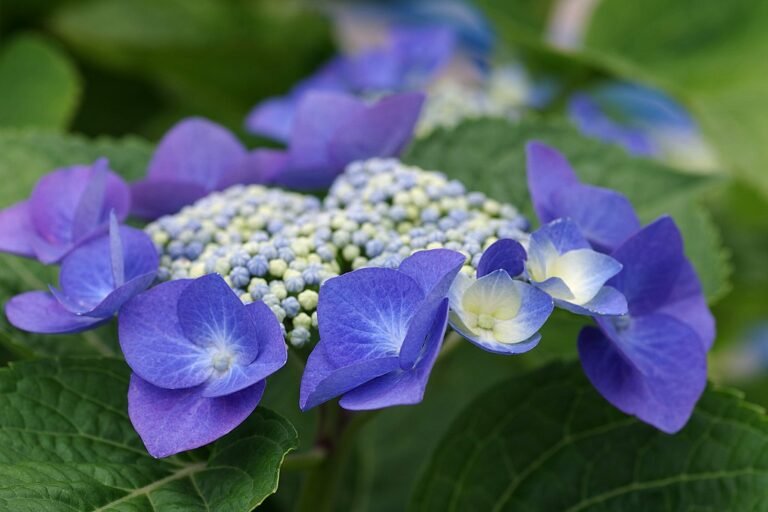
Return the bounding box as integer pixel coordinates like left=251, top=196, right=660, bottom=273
left=448, top=239, right=553, bottom=354
left=526, top=219, right=627, bottom=316
left=119, top=273, right=287, bottom=457
left=300, top=248, right=464, bottom=410
left=0, top=158, right=130, bottom=263
left=5, top=214, right=158, bottom=333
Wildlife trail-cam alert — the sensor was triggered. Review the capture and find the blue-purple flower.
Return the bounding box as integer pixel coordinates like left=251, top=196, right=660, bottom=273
left=257, top=91, right=424, bottom=190
left=526, top=219, right=627, bottom=316
left=448, top=239, right=553, bottom=354
left=300, top=248, right=464, bottom=410
left=526, top=140, right=714, bottom=432
left=0, top=158, right=130, bottom=264
left=569, top=82, right=718, bottom=171
left=119, top=273, right=287, bottom=457
left=130, top=117, right=265, bottom=220
left=5, top=215, right=158, bottom=333
left=579, top=218, right=711, bottom=432
left=246, top=26, right=452, bottom=142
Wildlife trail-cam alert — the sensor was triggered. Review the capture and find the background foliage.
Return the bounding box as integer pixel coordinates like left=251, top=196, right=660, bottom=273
left=0, top=0, right=767, bottom=510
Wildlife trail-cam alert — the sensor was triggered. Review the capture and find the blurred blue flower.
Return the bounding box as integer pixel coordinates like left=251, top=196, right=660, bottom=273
left=569, top=82, right=718, bottom=171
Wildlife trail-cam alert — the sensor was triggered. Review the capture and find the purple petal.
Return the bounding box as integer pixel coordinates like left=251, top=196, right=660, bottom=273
left=389, top=26, right=456, bottom=87
left=216, top=149, right=288, bottom=189
left=526, top=141, right=641, bottom=252
left=176, top=274, right=260, bottom=363
left=129, top=180, right=208, bottom=220
left=477, top=239, right=526, bottom=278
left=85, top=272, right=157, bottom=319
left=72, top=158, right=109, bottom=242
left=58, top=227, right=158, bottom=314
left=343, top=48, right=401, bottom=91
left=399, top=297, right=447, bottom=370
left=609, top=216, right=687, bottom=317
left=554, top=286, right=628, bottom=317
left=119, top=280, right=212, bottom=390
left=339, top=299, right=449, bottom=410
left=0, top=201, right=35, bottom=258
left=299, top=340, right=399, bottom=411
left=328, top=92, right=424, bottom=170
left=244, top=96, right=297, bottom=143
left=5, top=291, right=107, bottom=334
left=397, top=248, right=465, bottom=299
left=200, top=301, right=287, bottom=398
left=109, top=214, right=125, bottom=287
left=145, top=117, right=247, bottom=191
left=550, top=184, right=641, bottom=253
left=28, top=164, right=130, bottom=263
left=656, top=260, right=715, bottom=350
left=579, top=313, right=706, bottom=433
left=530, top=218, right=591, bottom=254
left=128, top=374, right=265, bottom=458
left=317, top=268, right=424, bottom=365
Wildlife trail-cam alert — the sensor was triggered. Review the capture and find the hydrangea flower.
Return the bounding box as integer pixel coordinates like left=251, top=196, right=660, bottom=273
left=448, top=239, right=553, bottom=354
left=258, top=91, right=425, bottom=190
left=5, top=215, right=158, bottom=333
left=578, top=217, right=712, bottom=432
left=130, top=117, right=269, bottom=220
left=569, top=82, right=718, bottom=172
left=300, top=249, right=464, bottom=411
left=526, top=219, right=627, bottom=316
left=526, top=140, right=641, bottom=253
left=0, top=158, right=130, bottom=264
left=246, top=26, right=454, bottom=142
left=119, top=273, right=287, bottom=457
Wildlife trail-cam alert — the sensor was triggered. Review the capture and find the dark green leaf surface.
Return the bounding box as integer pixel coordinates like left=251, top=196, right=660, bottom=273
left=405, top=117, right=730, bottom=301
left=0, top=34, right=81, bottom=130
left=0, top=358, right=297, bottom=511
left=411, top=361, right=768, bottom=512
left=0, top=130, right=153, bottom=359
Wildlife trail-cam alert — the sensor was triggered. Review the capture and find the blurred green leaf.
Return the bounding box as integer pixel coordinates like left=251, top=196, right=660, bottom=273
left=404, top=117, right=730, bottom=301
left=411, top=361, right=768, bottom=511
left=50, top=0, right=333, bottom=129
left=0, top=34, right=81, bottom=130
left=583, top=0, right=768, bottom=198
left=0, top=358, right=297, bottom=510
left=0, top=130, right=153, bottom=360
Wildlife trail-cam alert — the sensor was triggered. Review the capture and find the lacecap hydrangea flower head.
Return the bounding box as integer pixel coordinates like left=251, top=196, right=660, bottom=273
left=0, top=110, right=713, bottom=458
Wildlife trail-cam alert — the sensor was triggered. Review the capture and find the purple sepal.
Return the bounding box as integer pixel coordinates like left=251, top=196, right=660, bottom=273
left=0, top=160, right=131, bottom=264
left=5, top=291, right=109, bottom=334
left=339, top=299, right=449, bottom=410
left=0, top=201, right=35, bottom=258
left=397, top=248, right=465, bottom=299
left=525, top=141, right=640, bottom=252
left=128, top=374, right=266, bottom=458
left=554, top=286, right=628, bottom=317
left=477, top=239, right=526, bottom=278
left=579, top=314, right=706, bottom=433
left=569, top=94, right=656, bottom=156
left=130, top=117, right=249, bottom=220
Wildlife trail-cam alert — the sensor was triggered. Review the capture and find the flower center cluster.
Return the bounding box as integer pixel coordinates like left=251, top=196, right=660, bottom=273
left=146, top=158, right=530, bottom=347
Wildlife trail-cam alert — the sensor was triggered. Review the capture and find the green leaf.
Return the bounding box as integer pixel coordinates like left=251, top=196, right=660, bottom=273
left=583, top=0, right=768, bottom=199
left=50, top=0, right=333, bottom=128
left=0, top=130, right=153, bottom=360
left=0, top=358, right=297, bottom=510
left=404, top=117, right=730, bottom=302
left=0, top=34, right=81, bottom=130
left=411, top=361, right=768, bottom=511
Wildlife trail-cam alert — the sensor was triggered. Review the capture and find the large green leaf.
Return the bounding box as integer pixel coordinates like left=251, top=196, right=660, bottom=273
left=0, top=34, right=81, bottom=130
left=50, top=0, right=333, bottom=129
left=404, top=117, right=730, bottom=301
left=0, top=358, right=297, bottom=511
left=0, top=130, right=153, bottom=360
left=411, top=361, right=768, bottom=511
left=583, top=0, right=768, bottom=199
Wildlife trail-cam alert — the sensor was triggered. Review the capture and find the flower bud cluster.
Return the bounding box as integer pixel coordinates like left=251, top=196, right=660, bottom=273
left=145, top=159, right=529, bottom=347
left=417, top=67, right=534, bottom=137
